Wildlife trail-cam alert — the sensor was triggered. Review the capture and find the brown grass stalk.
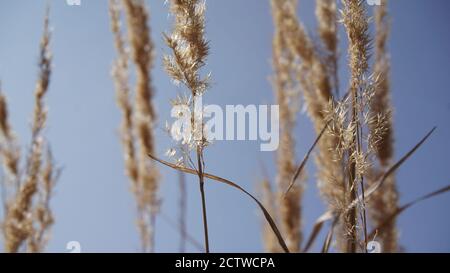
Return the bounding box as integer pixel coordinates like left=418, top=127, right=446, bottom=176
left=342, top=0, right=371, bottom=252
left=109, top=0, right=160, bottom=252
left=366, top=0, right=399, bottom=252
left=316, top=0, right=339, bottom=97
left=260, top=179, right=281, bottom=253
left=2, top=9, right=57, bottom=253
left=163, top=0, right=211, bottom=253
left=278, top=0, right=396, bottom=252
left=277, top=0, right=349, bottom=251
left=270, top=0, right=303, bottom=252
left=28, top=149, right=59, bottom=252
left=178, top=166, right=187, bottom=252
left=0, top=88, right=20, bottom=206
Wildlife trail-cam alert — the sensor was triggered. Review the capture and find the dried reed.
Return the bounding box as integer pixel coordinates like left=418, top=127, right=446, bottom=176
left=0, top=89, right=20, bottom=202
left=276, top=0, right=349, bottom=251
left=109, top=0, right=160, bottom=252
left=270, top=0, right=303, bottom=252
left=1, top=10, right=57, bottom=253
left=0, top=0, right=445, bottom=255
left=163, top=0, right=211, bottom=253
left=260, top=179, right=280, bottom=253
left=316, top=0, right=339, bottom=97
left=273, top=0, right=401, bottom=253
left=341, top=0, right=371, bottom=252
left=178, top=163, right=187, bottom=252
left=366, top=0, right=399, bottom=253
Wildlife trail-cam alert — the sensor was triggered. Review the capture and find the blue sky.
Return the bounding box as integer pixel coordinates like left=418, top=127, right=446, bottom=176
left=0, top=0, right=449, bottom=252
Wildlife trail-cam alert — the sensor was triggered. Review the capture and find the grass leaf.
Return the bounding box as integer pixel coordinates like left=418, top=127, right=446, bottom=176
left=321, top=217, right=338, bottom=253
left=302, top=211, right=333, bottom=252
left=284, top=121, right=330, bottom=197
left=148, top=153, right=291, bottom=253
left=346, top=127, right=436, bottom=214
left=369, top=183, right=450, bottom=240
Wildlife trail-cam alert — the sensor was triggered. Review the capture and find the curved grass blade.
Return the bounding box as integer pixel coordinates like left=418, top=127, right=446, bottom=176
left=369, top=183, right=450, bottom=240
left=302, top=211, right=333, bottom=252
left=148, top=153, right=291, bottom=253
left=321, top=217, right=338, bottom=253
left=345, top=127, right=436, bottom=214
left=300, top=128, right=435, bottom=253
left=284, top=121, right=330, bottom=197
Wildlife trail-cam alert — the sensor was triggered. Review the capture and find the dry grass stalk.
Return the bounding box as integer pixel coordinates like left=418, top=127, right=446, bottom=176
left=278, top=0, right=343, bottom=205
left=2, top=10, right=57, bottom=253
left=367, top=0, right=399, bottom=253
left=0, top=89, right=20, bottom=202
left=372, top=1, right=394, bottom=166
left=28, top=149, right=59, bottom=252
left=178, top=164, right=187, bottom=252
left=277, top=0, right=350, bottom=251
left=260, top=179, right=281, bottom=253
left=122, top=1, right=160, bottom=249
left=339, top=0, right=396, bottom=252
left=270, top=0, right=303, bottom=253
left=163, top=0, right=211, bottom=253
left=316, top=0, right=339, bottom=97
left=340, top=0, right=372, bottom=252
left=110, top=0, right=138, bottom=183
left=109, top=0, right=160, bottom=252
left=164, top=0, right=210, bottom=97
left=280, top=0, right=333, bottom=107
left=277, top=0, right=398, bottom=252
left=342, top=0, right=371, bottom=252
